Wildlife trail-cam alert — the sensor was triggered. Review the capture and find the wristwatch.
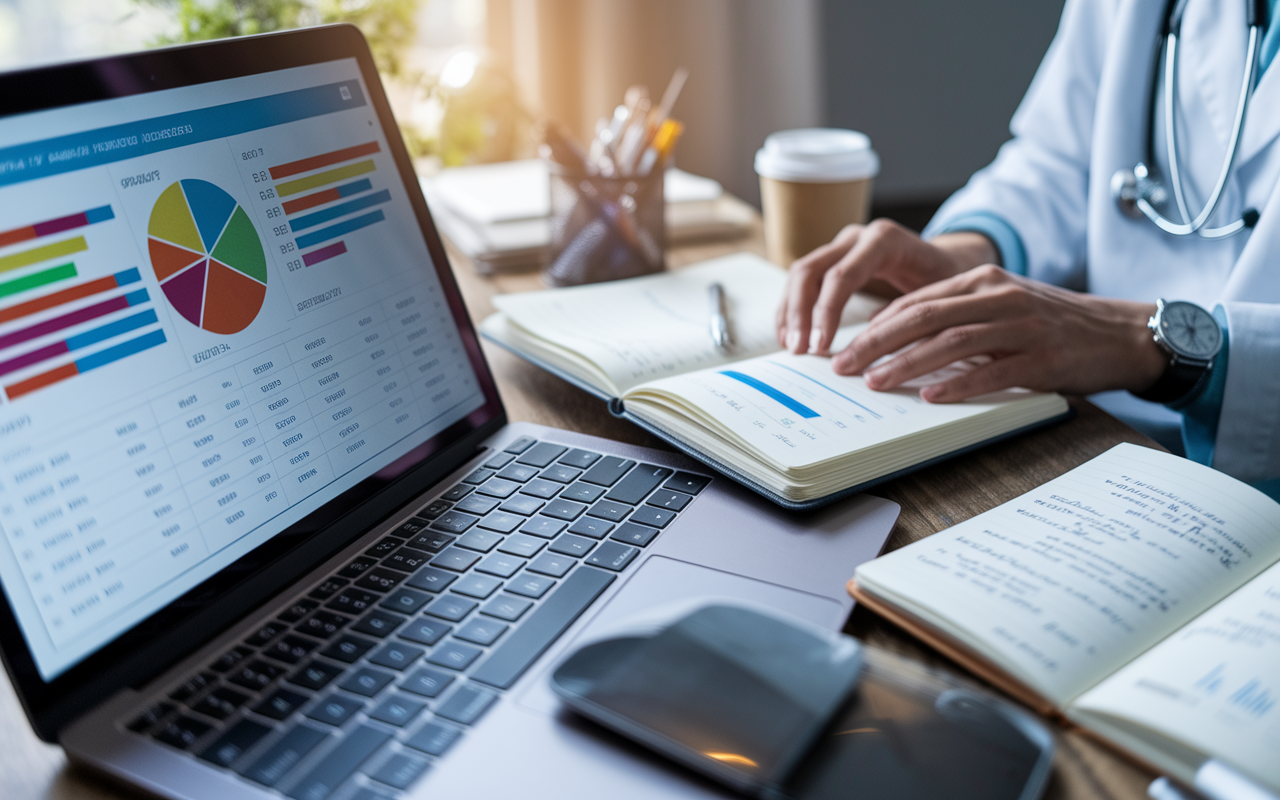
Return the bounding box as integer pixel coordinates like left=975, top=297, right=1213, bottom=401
left=1134, top=299, right=1221, bottom=404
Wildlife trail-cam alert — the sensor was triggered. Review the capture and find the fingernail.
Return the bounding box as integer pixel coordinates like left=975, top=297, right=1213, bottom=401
left=865, top=368, right=885, bottom=387
left=786, top=329, right=801, bottom=353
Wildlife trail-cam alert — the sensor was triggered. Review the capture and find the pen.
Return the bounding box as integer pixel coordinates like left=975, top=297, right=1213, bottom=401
left=708, top=282, right=732, bottom=350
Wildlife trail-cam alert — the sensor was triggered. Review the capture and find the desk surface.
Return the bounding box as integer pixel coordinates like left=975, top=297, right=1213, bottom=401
left=0, top=213, right=1159, bottom=800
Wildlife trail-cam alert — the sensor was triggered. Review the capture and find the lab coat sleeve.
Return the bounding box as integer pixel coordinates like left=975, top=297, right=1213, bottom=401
left=1208, top=301, right=1280, bottom=491
left=923, top=0, right=1117, bottom=290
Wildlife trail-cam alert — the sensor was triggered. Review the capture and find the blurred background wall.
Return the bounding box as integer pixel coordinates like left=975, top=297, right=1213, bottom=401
left=1, top=0, right=1066, bottom=227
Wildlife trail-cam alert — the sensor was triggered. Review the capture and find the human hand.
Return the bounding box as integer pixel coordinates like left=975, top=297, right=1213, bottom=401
left=775, top=220, right=997, bottom=356
left=832, top=265, right=1166, bottom=401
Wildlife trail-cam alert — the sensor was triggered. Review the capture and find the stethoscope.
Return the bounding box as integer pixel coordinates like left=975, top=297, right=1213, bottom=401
left=1111, top=0, right=1267, bottom=238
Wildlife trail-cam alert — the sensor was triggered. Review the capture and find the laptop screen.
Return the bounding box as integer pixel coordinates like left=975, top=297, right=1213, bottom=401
left=0, top=54, right=489, bottom=681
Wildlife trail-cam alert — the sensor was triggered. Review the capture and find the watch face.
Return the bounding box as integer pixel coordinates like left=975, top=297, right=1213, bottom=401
left=1160, top=301, right=1221, bottom=359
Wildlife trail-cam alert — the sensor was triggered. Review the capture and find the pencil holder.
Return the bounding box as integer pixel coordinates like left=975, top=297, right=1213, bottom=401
left=543, top=163, right=665, bottom=286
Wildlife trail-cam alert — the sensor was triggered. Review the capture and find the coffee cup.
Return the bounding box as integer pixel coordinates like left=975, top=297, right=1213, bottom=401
left=754, top=128, right=879, bottom=268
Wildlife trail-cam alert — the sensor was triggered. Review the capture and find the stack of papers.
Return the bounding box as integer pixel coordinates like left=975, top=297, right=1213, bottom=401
left=420, top=160, right=755, bottom=273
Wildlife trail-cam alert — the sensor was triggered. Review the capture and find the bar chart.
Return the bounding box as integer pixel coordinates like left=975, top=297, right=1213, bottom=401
left=272, top=141, right=390, bottom=267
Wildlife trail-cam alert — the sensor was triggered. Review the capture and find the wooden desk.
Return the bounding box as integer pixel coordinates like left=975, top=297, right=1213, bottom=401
left=0, top=215, right=1159, bottom=799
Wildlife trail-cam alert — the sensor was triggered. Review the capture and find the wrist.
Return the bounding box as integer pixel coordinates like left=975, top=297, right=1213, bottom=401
left=1129, top=302, right=1167, bottom=394
left=932, top=231, right=1000, bottom=273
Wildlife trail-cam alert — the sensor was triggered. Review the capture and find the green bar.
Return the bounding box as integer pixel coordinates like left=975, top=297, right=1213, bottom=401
left=275, top=160, right=376, bottom=197
left=0, top=236, right=87, bottom=275
left=0, top=262, right=77, bottom=298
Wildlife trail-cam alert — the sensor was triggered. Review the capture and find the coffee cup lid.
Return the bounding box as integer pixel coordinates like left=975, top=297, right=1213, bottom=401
left=754, top=128, right=879, bottom=183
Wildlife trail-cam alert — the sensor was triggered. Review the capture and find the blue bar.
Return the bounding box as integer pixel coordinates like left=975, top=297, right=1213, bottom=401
left=337, top=178, right=373, bottom=198
left=295, top=209, right=385, bottom=249
left=124, top=288, right=149, bottom=306
left=76, top=329, right=167, bottom=373
left=65, top=309, right=158, bottom=350
left=719, top=371, right=820, bottom=419
left=84, top=205, right=114, bottom=224
left=290, top=189, right=391, bottom=232
left=0, top=80, right=368, bottom=188
left=767, top=361, right=881, bottom=419
left=114, top=267, right=141, bottom=286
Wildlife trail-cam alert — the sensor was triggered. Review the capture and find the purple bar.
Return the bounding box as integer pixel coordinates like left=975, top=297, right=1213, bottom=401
left=32, top=211, right=90, bottom=237
left=0, top=294, right=131, bottom=351
left=302, top=240, right=347, bottom=267
left=0, top=340, right=70, bottom=378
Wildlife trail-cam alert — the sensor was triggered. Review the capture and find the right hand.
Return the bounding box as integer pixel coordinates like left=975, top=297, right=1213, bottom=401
left=775, top=219, right=997, bottom=355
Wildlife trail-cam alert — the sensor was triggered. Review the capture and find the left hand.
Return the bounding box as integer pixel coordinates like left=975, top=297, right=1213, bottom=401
left=832, top=265, right=1167, bottom=402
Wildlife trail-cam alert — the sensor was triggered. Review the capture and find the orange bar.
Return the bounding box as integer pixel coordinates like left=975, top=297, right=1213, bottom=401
left=269, top=141, right=380, bottom=180
left=0, top=226, right=37, bottom=249
left=0, top=274, right=117, bottom=326
left=6, top=362, right=78, bottom=400
left=283, top=187, right=341, bottom=215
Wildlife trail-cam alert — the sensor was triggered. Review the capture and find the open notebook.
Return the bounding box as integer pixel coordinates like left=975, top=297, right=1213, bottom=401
left=480, top=254, right=1070, bottom=508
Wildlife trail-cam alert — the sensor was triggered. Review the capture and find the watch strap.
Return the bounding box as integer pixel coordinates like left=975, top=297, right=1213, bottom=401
left=1135, top=357, right=1211, bottom=404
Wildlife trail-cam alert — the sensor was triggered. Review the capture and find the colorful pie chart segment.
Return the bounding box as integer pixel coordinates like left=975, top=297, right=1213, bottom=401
left=147, top=180, right=267, bottom=334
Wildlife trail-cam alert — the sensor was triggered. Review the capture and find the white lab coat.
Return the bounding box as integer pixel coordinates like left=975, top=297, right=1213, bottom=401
left=927, top=0, right=1280, bottom=484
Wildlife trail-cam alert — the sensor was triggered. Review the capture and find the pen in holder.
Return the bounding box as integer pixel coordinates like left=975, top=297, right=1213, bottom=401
left=543, top=163, right=665, bottom=287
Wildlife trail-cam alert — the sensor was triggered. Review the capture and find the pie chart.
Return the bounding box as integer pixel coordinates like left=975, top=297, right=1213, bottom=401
left=147, top=179, right=267, bottom=335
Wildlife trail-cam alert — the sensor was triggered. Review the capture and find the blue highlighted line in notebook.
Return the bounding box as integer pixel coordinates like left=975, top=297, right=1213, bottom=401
left=719, top=371, right=819, bottom=418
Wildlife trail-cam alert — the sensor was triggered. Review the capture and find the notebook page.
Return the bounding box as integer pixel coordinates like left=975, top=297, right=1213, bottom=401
left=854, top=444, right=1280, bottom=705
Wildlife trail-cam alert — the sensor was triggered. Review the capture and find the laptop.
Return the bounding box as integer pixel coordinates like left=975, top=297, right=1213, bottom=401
left=0, top=26, right=899, bottom=800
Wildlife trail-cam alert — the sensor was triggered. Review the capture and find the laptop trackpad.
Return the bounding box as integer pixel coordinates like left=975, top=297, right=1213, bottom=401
left=517, top=555, right=844, bottom=715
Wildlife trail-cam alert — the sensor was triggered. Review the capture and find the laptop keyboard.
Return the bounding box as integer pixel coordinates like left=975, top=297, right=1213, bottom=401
left=123, top=437, right=710, bottom=800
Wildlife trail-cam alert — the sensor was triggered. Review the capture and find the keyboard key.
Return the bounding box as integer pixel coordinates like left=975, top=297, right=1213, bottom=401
left=567, top=516, right=614, bottom=539
left=338, top=667, right=395, bottom=697
left=155, top=715, right=213, bottom=750
left=381, top=547, right=431, bottom=572
left=286, top=724, right=390, bottom=800
left=497, top=463, right=539, bottom=482
left=452, top=573, right=503, bottom=599
left=462, top=467, right=494, bottom=485
left=475, top=478, right=519, bottom=498
left=471, top=568, right=615, bottom=689
left=424, top=594, right=477, bottom=622
left=228, top=659, right=285, bottom=691
left=435, top=683, right=499, bottom=725
left=352, top=610, right=405, bottom=638
left=240, top=723, right=328, bottom=786
left=442, top=484, right=472, bottom=502
left=587, top=499, right=631, bottom=523
left=581, top=456, right=635, bottom=487
left=456, top=617, right=509, bottom=646
left=497, top=533, right=546, bottom=558
left=306, top=693, right=363, bottom=726
left=549, top=533, right=596, bottom=557
left=192, top=686, right=251, bottom=720
left=506, top=572, right=557, bottom=599
left=365, top=536, right=406, bottom=558
left=500, top=495, right=544, bottom=516
left=349, top=789, right=395, bottom=800
left=515, top=442, right=567, bottom=468
left=404, top=720, right=463, bottom=755
left=629, top=505, right=676, bottom=528
left=247, top=620, right=288, bottom=647
left=647, top=489, right=693, bottom=511
left=527, top=553, right=575, bottom=578
left=476, top=552, right=525, bottom=578
left=558, top=448, right=602, bottom=469
left=519, top=516, right=566, bottom=539
left=610, top=522, right=659, bottom=547
left=297, top=611, right=351, bottom=639
left=503, top=436, right=537, bottom=454
left=418, top=499, right=451, bottom=519
left=319, top=635, right=375, bottom=664
left=367, top=752, right=430, bottom=789
left=369, top=641, right=425, bottom=671
left=541, top=498, right=587, bottom=521
left=401, top=666, right=454, bottom=698
left=337, top=557, right=378, bottom=579
left=605, top=464, right=673, bottom=505
left=325, top=587, right=380, bottom=615
left=369, top=693, right=427, bottom=727
left=457, top=529, right=503, bottom=552
left=484, top=451, right=516, bottom=468
left=430, top=510, right=479, bottom=534
left=199, top=718, right=271, bottom=767
left=476, top=510, right=523, bottom=533
left=430, top=546, right=481, bottom=572
left=170, top=672, right=215, bottom=703
left=398, top=617, right=452, bottom=646
left=405, top=566, right=457, bottom=593
left=664, top=471, right=711, bottom=495
left=254, top=688, right=310, bottom=721
left=481, top=594, right=533, bottom=622
left=519, top=478, right=562, bottom=499
left=263, top=635, right=320, bottom=665
left=586, top=541, right=640, bottom=572
left=288, top=659, right=344, bottom=690
left=427, top=641, right=483, bottom=671
left=355, top=567, right=406, bottom=593
left=455, top=493, right=499, bottom=515
left=539, top=464, right=581, bottom=484
left=402, top=531, right=454, bottom=554
left=393, top=518, right=431, bottom=540
left=278, top=598, right=321, bottom=623
left=380, top=588, right=432, bottom=615
left=560, top=481, right=605, bottom=503
left=308, top=577, right=349, bottom=600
